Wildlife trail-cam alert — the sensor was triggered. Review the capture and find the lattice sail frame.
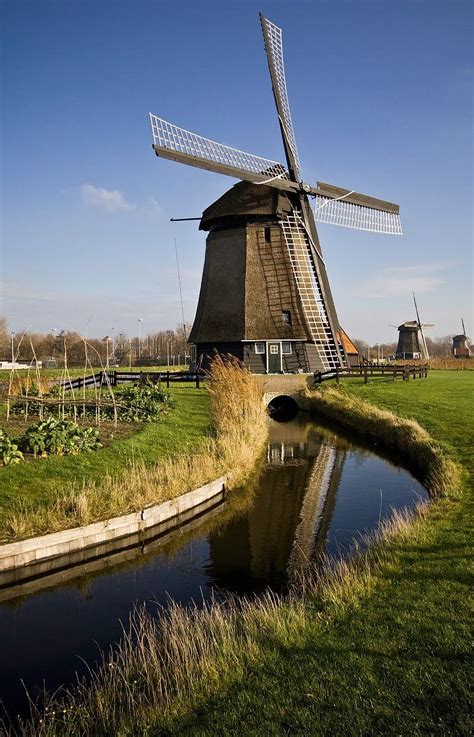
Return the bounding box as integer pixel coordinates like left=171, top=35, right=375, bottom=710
left=313, top=195, right=402, bottom=235
left=280, top=213, right=342, bottom=372
left=150, top=114, right=289, bottom=182
left=260, top=15, right=301, bottom=179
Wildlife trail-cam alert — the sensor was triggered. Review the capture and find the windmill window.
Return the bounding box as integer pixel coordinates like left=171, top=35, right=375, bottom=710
left=264, top=226, right=271, bottom=244
left=254, top=342, right=266, bottom=354
left=282, top=310, right=292, bottom=326
left=282, top=342, right=292, bottom=355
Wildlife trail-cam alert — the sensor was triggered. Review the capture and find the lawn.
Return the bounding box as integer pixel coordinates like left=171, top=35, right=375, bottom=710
left=160, top=370, right=472, bottom=736
left=0, top=388, right=212, bottom=522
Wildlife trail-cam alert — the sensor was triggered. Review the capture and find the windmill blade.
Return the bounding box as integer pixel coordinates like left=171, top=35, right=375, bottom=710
left=260, top=14, right=301, bottom=181
left=313, top=182, right=402, bottom=235
left=150, top=114, right=300, bottom=194
left=462, top=318, right=467, bottom=336
left=280, top=211, right=343, bottom=371
left=413, top=293, right=430, bottom=360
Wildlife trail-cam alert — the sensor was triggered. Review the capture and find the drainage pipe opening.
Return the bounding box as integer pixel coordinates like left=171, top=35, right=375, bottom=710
left=267, top=395, right=299, bottom=422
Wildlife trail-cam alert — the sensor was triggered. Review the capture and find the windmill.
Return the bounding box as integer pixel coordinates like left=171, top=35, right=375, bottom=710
left=149, top=14, right=402, bottom=373
left=452, top=319, right=471, bottom=359
left=395, top=293, right=434, bottom=360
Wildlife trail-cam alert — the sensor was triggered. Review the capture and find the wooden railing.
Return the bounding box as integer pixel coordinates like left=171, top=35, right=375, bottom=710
left=314, top=364, right=429, bottom=385
left=58, top=370, right=204, bottom=391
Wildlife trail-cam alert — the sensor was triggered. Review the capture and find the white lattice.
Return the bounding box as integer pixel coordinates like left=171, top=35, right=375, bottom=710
left=149, top=114, right=288, bottom=181
left=280, top=213, right=342, bottom=371
left=313, top=196, right=402, bottom=235
left=260, top=16, right=301, bottom=179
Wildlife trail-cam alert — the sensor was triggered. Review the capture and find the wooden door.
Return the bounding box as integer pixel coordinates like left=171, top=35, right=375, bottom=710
left=268, top=342, right=281, bottom=373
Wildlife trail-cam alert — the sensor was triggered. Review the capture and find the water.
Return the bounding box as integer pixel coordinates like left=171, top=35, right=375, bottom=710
left=0, top=414, right=426, bottom=719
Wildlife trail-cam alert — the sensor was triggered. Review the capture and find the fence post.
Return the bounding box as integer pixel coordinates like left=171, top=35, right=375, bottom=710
left=196, top=372, right=200, bottom=389
left=364, top=368, right=368, bottom=384
left=166, top=371, right=170, bottom=388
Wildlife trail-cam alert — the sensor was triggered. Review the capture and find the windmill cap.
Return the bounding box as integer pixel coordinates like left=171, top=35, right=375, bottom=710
left=200, top=181, right=293, bottom=231
left=398, top=321, right=419, bottom=330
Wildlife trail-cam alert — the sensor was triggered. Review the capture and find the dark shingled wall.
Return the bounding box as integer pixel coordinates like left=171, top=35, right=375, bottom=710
left=189, top=228, right=246, bottom=343
left=196, top=342, right=244, bottom=371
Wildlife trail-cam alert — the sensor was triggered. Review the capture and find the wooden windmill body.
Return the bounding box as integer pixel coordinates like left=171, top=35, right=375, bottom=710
left=452, top=319, right=471, bottom=358
left=150, top=15, right=402, bottom=373
left=395, top=295, right=433, bottom=361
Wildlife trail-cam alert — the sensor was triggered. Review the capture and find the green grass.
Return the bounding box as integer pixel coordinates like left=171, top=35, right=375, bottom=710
left=158, top=370, right=472, bottom=736
left=0, top=388, right=211, bottom=516
left=13, top=370, right=472, bottom=736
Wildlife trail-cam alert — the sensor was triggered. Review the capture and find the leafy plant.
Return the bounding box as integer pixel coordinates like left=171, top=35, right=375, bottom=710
left=10, top=380, right=172, bottom=424
left=0, top=429, right=24, bottom=466
left=114, top=383, right=173, bottom=423
left=18, top=418, right=102, bottom=457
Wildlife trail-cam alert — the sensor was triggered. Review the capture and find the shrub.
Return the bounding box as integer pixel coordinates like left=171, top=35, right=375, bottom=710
left=18, top=418, right=102, bottom=457
left=0, top=429, right=24, bottom=466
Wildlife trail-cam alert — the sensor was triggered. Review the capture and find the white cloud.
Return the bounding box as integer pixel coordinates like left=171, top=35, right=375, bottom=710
left=81, top=183, right=135, bottom=213
left=352, top=262, right=448, bottom=299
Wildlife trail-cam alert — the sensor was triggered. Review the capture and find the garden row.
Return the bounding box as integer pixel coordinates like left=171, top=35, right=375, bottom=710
left=0, top=383, right=173, bottom=466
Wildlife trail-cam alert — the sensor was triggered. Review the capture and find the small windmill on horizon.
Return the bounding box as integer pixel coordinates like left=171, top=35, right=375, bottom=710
left=149, top=14, right=402, bottom=374
left=452, top=319, right=471, bottom=359
left=394, top=293, right=434, bottom=361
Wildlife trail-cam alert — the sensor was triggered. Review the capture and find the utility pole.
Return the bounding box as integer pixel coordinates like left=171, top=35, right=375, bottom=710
left=137, top=318, right=143, bottom=360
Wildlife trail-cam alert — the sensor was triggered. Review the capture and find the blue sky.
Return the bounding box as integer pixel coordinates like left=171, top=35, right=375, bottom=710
left=2, top=0, right=472, bottom=343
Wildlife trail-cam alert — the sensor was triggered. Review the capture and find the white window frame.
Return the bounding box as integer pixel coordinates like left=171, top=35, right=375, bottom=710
left=282, top=341, right=292, bottom=355
left=254, top=342, right=266, bottom=355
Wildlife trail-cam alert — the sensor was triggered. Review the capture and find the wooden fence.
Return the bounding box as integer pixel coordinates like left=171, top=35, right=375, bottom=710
left=58, top=370, right=204, bottom=391
left=314, top=364, right=429, bottom=385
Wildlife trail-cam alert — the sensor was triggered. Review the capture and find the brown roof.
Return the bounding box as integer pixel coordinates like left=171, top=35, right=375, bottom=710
left=337, top=327, right=358, bottom=355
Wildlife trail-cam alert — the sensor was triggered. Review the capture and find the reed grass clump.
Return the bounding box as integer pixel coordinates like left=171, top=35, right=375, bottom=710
left=3, top=356, right=267, bottom=542
left=300, top=386, right=460, bottom=497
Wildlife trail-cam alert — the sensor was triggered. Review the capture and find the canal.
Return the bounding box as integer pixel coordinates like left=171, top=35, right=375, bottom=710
left=0, top=413, right=427, bottom=720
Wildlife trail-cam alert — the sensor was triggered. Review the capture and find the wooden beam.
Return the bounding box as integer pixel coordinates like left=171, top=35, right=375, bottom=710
left=152, top=145, right=301, bottom=195
left=314, top=181, right=400, bottom=214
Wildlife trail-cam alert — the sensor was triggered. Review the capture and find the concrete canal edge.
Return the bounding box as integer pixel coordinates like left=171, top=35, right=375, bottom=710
left=0, top=476, right=226, bottom=586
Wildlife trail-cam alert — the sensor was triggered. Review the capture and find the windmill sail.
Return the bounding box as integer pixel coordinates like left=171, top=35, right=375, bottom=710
left=260, top=14, right=301, bottom=180
left=280, top=212, right=343, bottom=371
left=313, top=183, right=402, bottom=235
left=150, top=115, right=301, bottom=193
left=413, top=293, right=430, bottom=360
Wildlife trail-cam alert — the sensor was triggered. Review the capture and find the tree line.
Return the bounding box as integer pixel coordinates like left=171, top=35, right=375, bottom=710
left=0, top=316, right=192, bottom=367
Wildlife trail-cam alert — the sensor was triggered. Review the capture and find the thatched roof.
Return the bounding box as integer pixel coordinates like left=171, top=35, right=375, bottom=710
left=200, top=181, right=293, bottom=231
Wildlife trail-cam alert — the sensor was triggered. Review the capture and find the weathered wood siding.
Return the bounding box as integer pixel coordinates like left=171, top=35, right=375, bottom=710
left=283, top=343, right=309, bottom=373
left=197, top=342, right=244, bottom=370
left=243, top=343, right=266, bottom=373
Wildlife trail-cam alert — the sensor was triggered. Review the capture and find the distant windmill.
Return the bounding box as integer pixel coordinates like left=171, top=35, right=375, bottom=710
left=452, top=319, right=471, bottom=359
left=149, top=14, right=402, bottom=374
left=395, top=293, right=434, bottom=360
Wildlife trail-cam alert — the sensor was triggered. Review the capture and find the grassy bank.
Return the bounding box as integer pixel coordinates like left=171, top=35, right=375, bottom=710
left=14, top=371, right=472, bottom=736
left=0, top=358, right=267, bottom=542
